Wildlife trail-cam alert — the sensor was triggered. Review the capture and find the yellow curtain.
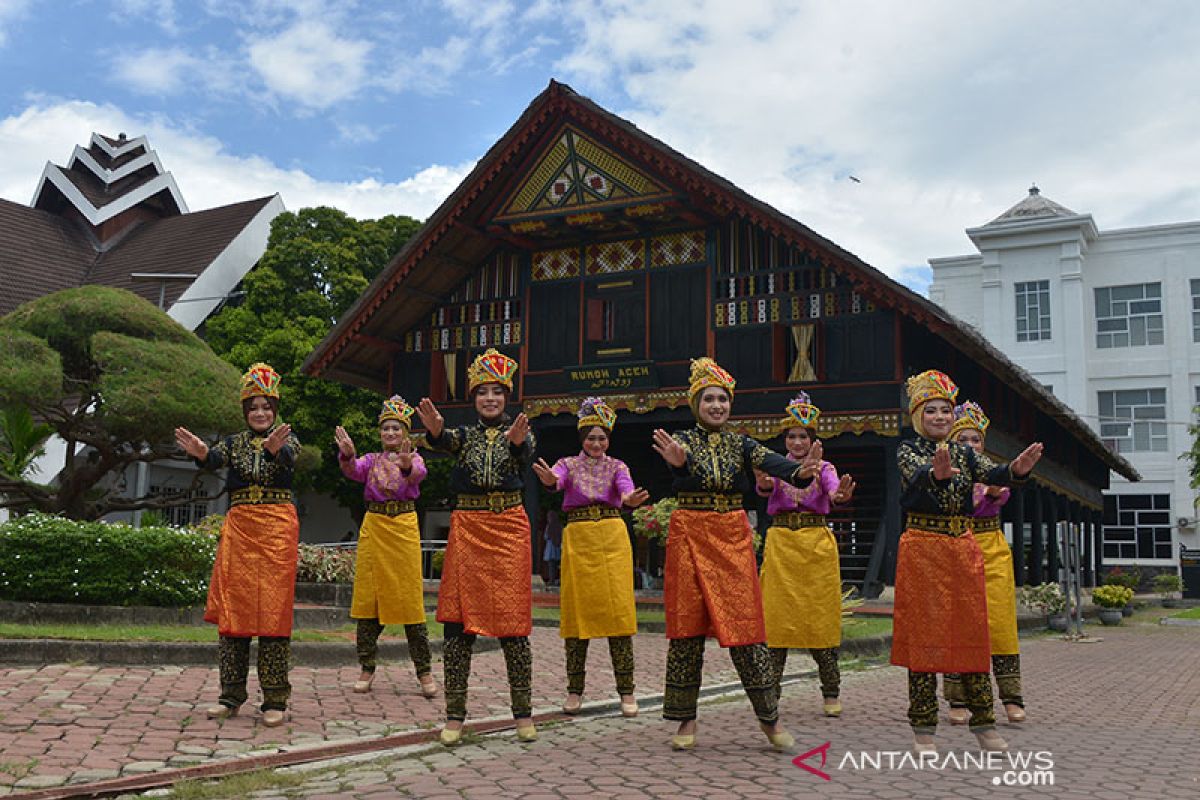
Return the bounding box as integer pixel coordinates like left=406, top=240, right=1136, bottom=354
left=444, top=353, right=458, bottom=400
left=788, top=324, right=816, bottom=382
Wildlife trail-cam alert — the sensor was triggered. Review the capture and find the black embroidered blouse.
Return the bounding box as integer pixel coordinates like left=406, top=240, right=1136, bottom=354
left=898, top=436, right=1023, bottom=515
left=669, top=426, right=811, bottom=496
left=198, top=428, right=300, bottom=491
left=426, top=420, right=536, bottom=495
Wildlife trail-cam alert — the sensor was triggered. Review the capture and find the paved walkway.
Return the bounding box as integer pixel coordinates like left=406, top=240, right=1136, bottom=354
left=3, top=613, right=1200, bottom=798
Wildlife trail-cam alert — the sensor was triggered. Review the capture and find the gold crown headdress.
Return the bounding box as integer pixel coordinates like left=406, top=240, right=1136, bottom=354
left=905, top=369, right=958, bottom=415
left=948, top=400, right=989, bottom=441
left=378, top=395, right=415, bottom=428
left=782, top=391, right=820, bottom=431
left=240, top=362, right=281, bottom=401
left=577, top=397, right=617, bottom=431
left=467, top=348, right=518, bottom=392
left=687, top=357, right=736, bottom=404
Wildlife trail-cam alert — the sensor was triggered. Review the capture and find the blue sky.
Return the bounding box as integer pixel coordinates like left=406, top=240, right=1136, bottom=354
left=2, top=0, right=1198, bottom=293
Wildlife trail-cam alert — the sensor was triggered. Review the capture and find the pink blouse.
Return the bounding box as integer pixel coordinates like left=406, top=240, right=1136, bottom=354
left=972, top=483, right=1010, bottom=518
left=760, top=459, right=840, bottom=516
left=339, top=451, right=426, bottom=502
left=550, top=453, right=635, bottom=511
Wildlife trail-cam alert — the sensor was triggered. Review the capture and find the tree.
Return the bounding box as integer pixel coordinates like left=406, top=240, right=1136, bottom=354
left=204, top=207, right=425, bottom=519
left=0, top=286, right=245, bottom=519
left=0, top=406, right=53, bottom=480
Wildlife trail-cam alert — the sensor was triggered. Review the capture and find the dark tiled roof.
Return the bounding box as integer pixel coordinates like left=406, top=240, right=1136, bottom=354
left=0, top=198, right=96, bottom=316
left=59, top=164, right=161, bottom=210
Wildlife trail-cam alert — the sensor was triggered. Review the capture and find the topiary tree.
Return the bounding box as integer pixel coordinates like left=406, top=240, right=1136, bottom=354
left=0, top=286, right=245, bottom=519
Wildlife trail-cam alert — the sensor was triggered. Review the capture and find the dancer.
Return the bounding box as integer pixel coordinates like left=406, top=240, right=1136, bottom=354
left=756, top=392, right=855, bottom=717
left=942, top=401, right=1025, bottom=725
left=650, top=357, right=810, bottom=752
left=532, top=397, right=649, bottom=718
left=892, top=370, right=1042, bottom=754
left=416, top=349, right=537, bottom=746
left=335, top=395, right=437, bottom=700
left=175, top=363, right=300, bottom=728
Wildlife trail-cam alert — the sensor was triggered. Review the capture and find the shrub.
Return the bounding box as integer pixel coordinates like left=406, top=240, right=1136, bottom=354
left=0, top=512, right=216, bottom=606
left=296, top=543, right=356, bottom=584
left=1152, top=573, right=1184, bottom=599
left=631, top=498, right=676, bottom=544
left=1102, top=566, right=1141, bottom=591
left=1092, top=585, right=1134, bottom=609
left=1018, top=582, right=1067, bottom=615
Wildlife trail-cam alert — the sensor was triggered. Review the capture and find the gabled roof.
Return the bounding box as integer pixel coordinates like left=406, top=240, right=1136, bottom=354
left=303, top=80, right=1138, bottom=482
left=990, top=185, right=1076, bottom=223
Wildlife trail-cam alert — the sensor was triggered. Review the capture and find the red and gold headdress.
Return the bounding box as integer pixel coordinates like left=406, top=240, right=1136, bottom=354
left=905, top=369, right=958, bottom=415
left=240, top=362, right=281, bottom=401
left=782, top=391, right=820, bottom=431
left=378, top=395, right=415, bottom=428
left=687, top=357, right=736, bottom=406
left=949, top=400, right=989, bottom=441
left=467, top=348, right=518, bottom=392
left=577, top=397, right=617, bottom=432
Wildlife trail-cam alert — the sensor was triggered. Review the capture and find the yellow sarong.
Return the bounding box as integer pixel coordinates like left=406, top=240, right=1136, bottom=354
left=760, top=525, right=842, bottom=649
left=975, top=530, right=1019, bottom=655
left=351, top=511, right=425, bottom=625
left=559, top=517, right=637, bottom=640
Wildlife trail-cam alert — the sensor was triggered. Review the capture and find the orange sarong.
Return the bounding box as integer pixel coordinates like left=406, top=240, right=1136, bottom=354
left=204, top=502, right=299, bottom=637
left=664, top=508, right=765, bottom=646
left=436, top=506, right=532, bottom=638
left=890, top=527, right=990, bottom=673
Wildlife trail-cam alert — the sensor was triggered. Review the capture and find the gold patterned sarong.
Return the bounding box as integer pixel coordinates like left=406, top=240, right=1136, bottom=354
left=436, top=506, right=532, bottom=637
left=760, top=525, right=842, bottom=649
left=351, top=511, right=425, bottom=625
left=664, top=508, right=765, bottom=646
left=559, top=516, right=637, bottom=640
left=976, top=529, right=1020, bottom=655
left=204, top=503, right=299, bottom=637
left=890, top=527, right=990, bottom=673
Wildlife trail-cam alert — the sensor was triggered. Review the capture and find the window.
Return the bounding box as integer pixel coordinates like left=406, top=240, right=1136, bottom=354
left=1094, top=283, right=1163, bottom=348
left=1102, top=494, right=1173, bottom=560
left=1191, top=279, right=1200, bottom=342
left=148, top=485, right=211, bottom=527
left=1098, top=389, right=1168, bottom=453
left=1014, top=280, right=1051, bottom=342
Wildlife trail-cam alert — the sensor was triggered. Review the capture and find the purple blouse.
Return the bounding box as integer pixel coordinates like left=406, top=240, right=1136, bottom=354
left=972, top=483, right=1010, bottom=518
left=340, top=451, right=426, bottom=502
left=550, top=453, right=635, bottom=511
left=760, top=459, right=840, bottom=516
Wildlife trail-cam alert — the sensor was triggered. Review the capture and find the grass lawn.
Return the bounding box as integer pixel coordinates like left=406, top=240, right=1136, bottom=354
left=1170, top=606, right=1200, bottom=619
left=841, top=616, right=893, bottom=639
left=0, top=614, right=443, bottom=642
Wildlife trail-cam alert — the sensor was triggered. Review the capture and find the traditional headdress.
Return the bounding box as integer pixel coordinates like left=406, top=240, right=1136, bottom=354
left=240, top=362, right=281, bottom=401
left=949, top=400, right=989, bottom=441
left=782, top=391, right=821, bottom=431
left=577, top=396, right=617, bottom=431
left=905, top=370, right=958, bottom=415
left=687, top=357, right=736, bottom=409
left=467, top=348, right=518, bottom=393
left=378, top=395, right=415, bottom=428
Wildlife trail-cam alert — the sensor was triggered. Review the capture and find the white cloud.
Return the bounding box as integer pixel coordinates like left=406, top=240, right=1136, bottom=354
left=0, top=99, right=472, bottom=221
left=555, top=0, right=1200, bottom=283
left=113, top=48, right=204, bottom=94
left=382, top=36, right=471, bottom=94
left=121, top=0, right=182, bottom=36
left=247, top=21, right=371, bottom=109
left=0, top=0, right=30, bottom=47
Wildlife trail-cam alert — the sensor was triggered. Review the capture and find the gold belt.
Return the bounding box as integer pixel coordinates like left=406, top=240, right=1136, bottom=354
left=565, top=504, right=622, bottom=524
left=457, top=491, right=523, bottom=513
left=367, top=500, right=416, bottom=517
left=973, top=515, right=1001, bottom=533
left=905, top=512, right=974, bottom=537
left=774, top=512, right=828, bottom=530
left=230, top=486, right=293, bottom=506
left=676, top=492, right=743, bottom=513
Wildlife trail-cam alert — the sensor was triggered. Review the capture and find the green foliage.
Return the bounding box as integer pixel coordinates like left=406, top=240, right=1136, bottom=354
left=0, top=328, right=62, bottom=407
left=0, top=513, right=217, bottom=606
left=631, top=498, right=677, bottom=544
left=203, top=207, right=422, bottom=512
left=296, top=543, right=356, bottom=583
left=1018, top=582, right=1067, bottom=615
left=0, top=406, right=53, bottom=479
left=1102, top=566, right=1141, bottom=590
left=1152, top=572, right=1184, bottom=598
left=1092, top=584, right=1134, bottom=609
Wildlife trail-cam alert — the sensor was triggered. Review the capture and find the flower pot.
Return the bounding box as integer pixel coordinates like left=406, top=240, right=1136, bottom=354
left=1047, top=614, right=1069, bottom=632
left=1098, top=609, right=1123, bottom=626
left=1121, top=603, right=1134, bottom=617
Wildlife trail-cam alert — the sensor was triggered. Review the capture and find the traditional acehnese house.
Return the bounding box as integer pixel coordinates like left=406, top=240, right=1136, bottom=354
left=304, top=81, right=1137, bottom=596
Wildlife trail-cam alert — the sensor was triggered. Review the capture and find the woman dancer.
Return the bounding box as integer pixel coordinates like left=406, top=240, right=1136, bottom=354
left=650, top=357, right=809, bottom=752
left=891, top=370, right=1041, bottom=754
left=532, top=397, right=649, bottom=718
left=335, top=395, right=437, bottom=699
left=942, top=401, right=1025, bottom=725
left=756, top=392, right=855, bottom=717
left=175, top=363, right=300, bottom=727
left=416, top=349, right=537, bottom=746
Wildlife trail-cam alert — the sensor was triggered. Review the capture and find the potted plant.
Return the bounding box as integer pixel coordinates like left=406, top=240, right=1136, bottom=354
left=1092, top=585, right=1133, bottom=625
left=1018, top=582, right=1068, bottom=630
left=631, top=498, right=677, bottom=546
left=1153, top=572, right=1185, bottom=608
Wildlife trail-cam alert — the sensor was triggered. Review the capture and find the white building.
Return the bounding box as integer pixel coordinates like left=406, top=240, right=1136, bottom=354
left=929, top=187, right=1200, bottom=573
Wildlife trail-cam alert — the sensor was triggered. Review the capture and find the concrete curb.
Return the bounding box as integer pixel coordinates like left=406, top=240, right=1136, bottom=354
left=0, top=600, right=351, bottom=630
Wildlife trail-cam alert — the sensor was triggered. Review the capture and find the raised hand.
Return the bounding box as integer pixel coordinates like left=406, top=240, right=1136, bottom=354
left=622, top=487, right=651, bottom=508
left=506, top=413, right=530, bottom=446
left=395, top=436, right=414, bottom=471
left=532, top=458, right=558, bottom=488
left=800, top=440, right=824, bottom=478
left=263, top=423, right=292, bottom=456
left=416, top=398, right=444, bottom=439
left=1009, top=442, right=1044, bottom=478
left=652, top=429, right=687, bottom=468
left=334, top=425, right=356, bottom=459
left=832, top=474, right=856, bottom=505
left=985, top=484, right=1006, bottom=498
left=753, top=468, right=774, bottom=493
left=932, top=445, right=960, bottom=481
left=174, top=427, right=208, bottom=460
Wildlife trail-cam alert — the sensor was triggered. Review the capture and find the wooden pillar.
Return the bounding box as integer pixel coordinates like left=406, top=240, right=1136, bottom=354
left=876, top=439, right=903, bottom=590
left=1010, top=486, right=1026, bottom=585
left=1029, top=485, right=1045, bottom=584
